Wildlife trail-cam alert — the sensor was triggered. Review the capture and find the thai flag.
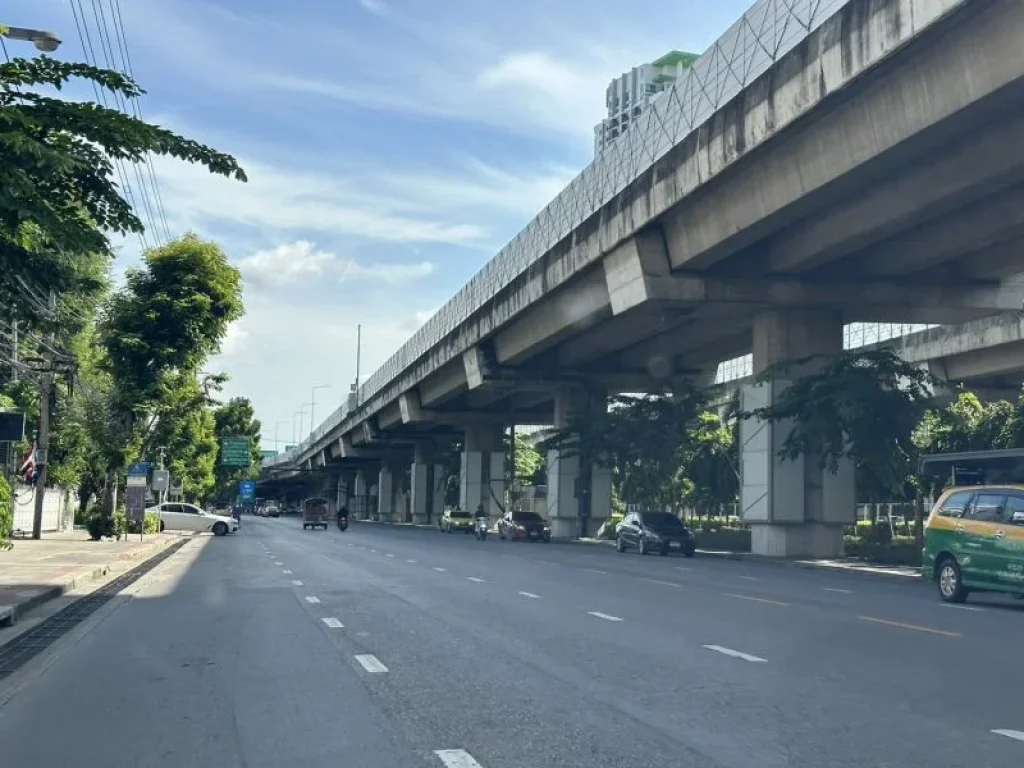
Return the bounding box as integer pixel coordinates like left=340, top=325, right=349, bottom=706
left=19, top=447, right=37, bottom=485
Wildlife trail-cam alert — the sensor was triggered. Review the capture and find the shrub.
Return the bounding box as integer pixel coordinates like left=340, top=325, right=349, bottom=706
left=843, top=535, right=920, bottom=567
left=0, top=472, right=12, bottom=550
left=112, top=508, right=160, bottom=538
left=596, top=513, right=624, bottom=540
left=694, top=528, right=751, bottom=552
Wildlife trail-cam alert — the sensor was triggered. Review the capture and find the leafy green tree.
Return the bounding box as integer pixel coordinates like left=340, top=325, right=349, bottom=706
left=0, top=55, right=245, bottom=321
left=744, top=348, right=937, bottom=503
left=681, top=411, right=738, bottom=521
left=212, top=397, right=262, bottom=502
left=511, top=432, right=545, bottom=486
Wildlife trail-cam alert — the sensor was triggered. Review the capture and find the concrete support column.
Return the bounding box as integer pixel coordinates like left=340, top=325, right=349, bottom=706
left=740, top=309, right=853, bottom=557
left=546, top=388, right=611, bottom=539
left=352, top=470, right=369, bottom=520
left=337, top=473, right=353, bottom=515
left=377, top=462, right=396, bottom=522
left=459, top=424, right=505, bottom=519
left=411, top=443, right=446, bottom=525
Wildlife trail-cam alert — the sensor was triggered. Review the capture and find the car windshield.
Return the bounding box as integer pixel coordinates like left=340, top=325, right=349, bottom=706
left=512, top=512, right=542, bottom=523
left=451, top=511, right=471, bottom=518
left=641, top=512, right=684, bottom=529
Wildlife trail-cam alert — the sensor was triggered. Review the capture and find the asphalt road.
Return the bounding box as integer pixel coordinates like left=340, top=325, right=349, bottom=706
left=1, top=517, right=1022, bottom=768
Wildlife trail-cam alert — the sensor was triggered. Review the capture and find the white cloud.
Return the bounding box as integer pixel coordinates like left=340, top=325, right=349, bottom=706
left=357, top=0, right=388, bottom=15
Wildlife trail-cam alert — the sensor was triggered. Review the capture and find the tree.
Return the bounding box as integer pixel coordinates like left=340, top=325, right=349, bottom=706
left=744, top=348, right=938, bottom=503
left=0, top=55, right=245, bottom=320
left=98, top=235, right=244, bottom=512
left=511, top=432, right=545, bottom=486
left=212, top=397, right=262, bottom=502
left=681, top=411, right=738, bottom=521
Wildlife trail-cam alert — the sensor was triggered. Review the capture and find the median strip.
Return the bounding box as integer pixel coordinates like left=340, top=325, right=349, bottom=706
left=858, top=616, right=960, bottom=637
left=354, top=654, right=388, bottom=673
left=703, top=644, right=767, bottom=663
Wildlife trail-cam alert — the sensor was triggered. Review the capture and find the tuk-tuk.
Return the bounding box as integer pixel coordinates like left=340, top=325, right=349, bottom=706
left=302, top=497, right=330, bottom=530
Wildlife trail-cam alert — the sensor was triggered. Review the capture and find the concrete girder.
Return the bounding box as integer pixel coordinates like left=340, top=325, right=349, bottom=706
left=418, top=361, right=467, bottom=407
left=856, top=184, right=1024, bottom=276
left=556, top=305, right=688, bottom=367
left=955, top=232, right=1024, bottom=280
left=617, top=306, right=755, bottom=371
left=940, top=341, right=1024, bottom=381
left=376, top=400, right=403, bottom=430
left=766, top=117, right=1024, bottom=273
left=399, top=390, right=424, bottom=423
left=662, top=0, right=1024, bottom=271
left=493, top=269, right=610, bottom=365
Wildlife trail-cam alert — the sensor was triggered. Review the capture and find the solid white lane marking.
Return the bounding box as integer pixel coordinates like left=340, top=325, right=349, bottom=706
left=535, top=560, right=558, bottom=565
left=433, top=567, right=447, bottom=572
left=823, top=588, right=853, bottom=594
left=941, top=604, right=983, bottom=612
left=406, top=559, right=418, bottom=563
left=587, top=611, right=623, bottom=622
left=858, top=616, right=960, bottom=637
left=292, top=580, right=304, bottom=586
left=354, top=654, right=388, bottom=673
left=738, top=575, right=759, bottom=582
left=583, top=568, right=608, bottom=575
left=724, top=593, right=790, bottom=607
left=703, top=644, right=767, bottom=663
left=639, top=577, right=683, bottom=588
left=304, top=596, right=321, bottom=604
left=282, top=569, right=293, bottom=574
left=434, top=749, right=484, bottom=768
left=321, top=617, right=344, bottom=628
left=467, top=577, right=485, bottom=582
left=992, top=729, right=1024, bottom=742
left=519, top=591, right=540, bottom=599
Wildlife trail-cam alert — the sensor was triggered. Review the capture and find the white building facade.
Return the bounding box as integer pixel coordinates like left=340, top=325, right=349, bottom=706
left=594, top=50, right=699, bottom=156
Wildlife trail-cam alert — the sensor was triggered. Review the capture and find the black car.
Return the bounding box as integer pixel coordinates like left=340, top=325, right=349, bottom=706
left=498, top=511, right=551, bottom=542
left=616, top=511, right=695, bottom=557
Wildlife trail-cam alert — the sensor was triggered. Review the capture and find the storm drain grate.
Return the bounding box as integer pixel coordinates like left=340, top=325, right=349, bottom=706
left=0, top=538, right=190, bottom=681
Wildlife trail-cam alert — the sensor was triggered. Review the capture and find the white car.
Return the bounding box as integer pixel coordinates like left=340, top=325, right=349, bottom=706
left=148, top=502, right=239, bottom=536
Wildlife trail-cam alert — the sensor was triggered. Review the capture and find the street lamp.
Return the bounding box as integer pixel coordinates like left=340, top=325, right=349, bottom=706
left=310, top=384, right=330, bottom=431
left=274, top=420, right=291, bottom=452
left=297, top=402, right=312, bottom=441
left=2, top=26, right=62, bottom=52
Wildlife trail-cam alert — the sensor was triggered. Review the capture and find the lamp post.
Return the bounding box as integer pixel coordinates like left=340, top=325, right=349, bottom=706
left=1, top=25, right=62, bottom=52
left=297, top=402, right=312, bottom=441
left=274, top=420, right=291, bottom=452
left=310, top=384, right=330, bottom=431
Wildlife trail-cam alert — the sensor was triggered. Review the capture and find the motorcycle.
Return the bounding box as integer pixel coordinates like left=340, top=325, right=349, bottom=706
left=475, top=516, right=488, bottom=540
left=337, top=514, right=349, bottom=532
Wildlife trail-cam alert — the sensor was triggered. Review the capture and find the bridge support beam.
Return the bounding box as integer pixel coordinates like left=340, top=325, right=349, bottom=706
left=377, top=459, right=404, bottom=523
left=352, top=470, right=371, bottom=520
left=411, top=443, right=446, bottom=525
left=459, top=424, right=505, bottom=518
left=546, top=388, right=612, bottom=539
left=740, top=309, right=854, bottom=558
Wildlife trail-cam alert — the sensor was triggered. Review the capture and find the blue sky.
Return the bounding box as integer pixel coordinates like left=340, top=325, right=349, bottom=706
left=8, top=0, right=751, bottom=449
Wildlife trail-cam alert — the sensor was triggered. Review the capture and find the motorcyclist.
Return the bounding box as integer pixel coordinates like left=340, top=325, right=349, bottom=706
left=337, top=505, right=349, bottom=526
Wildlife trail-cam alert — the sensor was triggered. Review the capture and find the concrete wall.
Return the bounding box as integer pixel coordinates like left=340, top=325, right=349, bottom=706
left=11, top=486, right=75, bottom=534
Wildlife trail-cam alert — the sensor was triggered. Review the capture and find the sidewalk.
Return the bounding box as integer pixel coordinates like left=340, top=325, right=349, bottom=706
left=0, top=531, right=182, bottom=626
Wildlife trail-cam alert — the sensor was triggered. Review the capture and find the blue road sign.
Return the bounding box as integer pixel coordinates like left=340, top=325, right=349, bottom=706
left=239, top=480, right=257, bottom=500
left=128, top=462, right=153, bottom=476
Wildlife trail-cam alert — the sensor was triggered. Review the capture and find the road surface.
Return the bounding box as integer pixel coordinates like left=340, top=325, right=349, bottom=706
left=1, top=517, right=1021, bottom=767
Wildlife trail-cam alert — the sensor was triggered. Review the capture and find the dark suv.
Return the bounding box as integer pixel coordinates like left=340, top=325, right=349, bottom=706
left=616, top=511, right=695, bottom=557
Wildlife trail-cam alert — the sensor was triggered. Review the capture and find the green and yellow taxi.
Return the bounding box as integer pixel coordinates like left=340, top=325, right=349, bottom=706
left=922, top=485, right=1024, bottom=603
left=439, top=508, right=474, bottom=534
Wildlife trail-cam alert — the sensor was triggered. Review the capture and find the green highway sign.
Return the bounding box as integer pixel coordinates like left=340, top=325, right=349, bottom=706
left=220, top=436, right=252, bottom=467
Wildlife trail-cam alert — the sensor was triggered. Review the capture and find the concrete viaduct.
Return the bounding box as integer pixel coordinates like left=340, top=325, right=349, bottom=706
left=262, top=0, right=1024, bottom=557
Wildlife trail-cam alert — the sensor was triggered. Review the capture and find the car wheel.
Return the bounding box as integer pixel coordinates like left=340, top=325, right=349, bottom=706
left=616, top=536, right=625, bottom=553
left=683, top=544, right=696, bottom=559
left=499, top=530, right=505, bottom=540
left=213, top=522, right=228, bottom=537
left=660, top=543, right=669, bottom=556
left=637, top=538, right=647, bottom=555
left=937, top=556, right=968, bottom=603
left=159, top=520, right=165, bottom=533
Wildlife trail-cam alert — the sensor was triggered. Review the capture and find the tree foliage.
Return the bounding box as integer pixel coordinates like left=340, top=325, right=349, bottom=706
left=0, top=55, right=245, bottom=318
left=745, top=348, right=938, bottom=501
left=212, top=397, right=262, bottom=502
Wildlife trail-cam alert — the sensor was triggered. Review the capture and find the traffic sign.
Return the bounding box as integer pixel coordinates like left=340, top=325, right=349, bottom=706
left=239, top=480, right=257, bottom=500
left=152, top=469, right=170, bottom=492
left=220, top=437, right=251, bottom=467
left=128, top=462, right=152, bottom=476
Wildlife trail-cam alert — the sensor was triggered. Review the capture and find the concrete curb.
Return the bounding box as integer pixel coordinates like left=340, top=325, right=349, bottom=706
left=0, top=535, right=180, bottom=626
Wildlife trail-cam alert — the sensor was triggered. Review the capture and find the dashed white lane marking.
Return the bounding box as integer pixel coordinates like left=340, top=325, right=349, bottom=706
left=587, top=611, right=623, bottom=622
left=386, top=554, right=395, bottom=558
left=406, top=559, right=418, bottom=563
left=674, top=566, right=691, bottom=572
left=583, top=568, right=609, bottom=575
left=992, top=729, right=1024, bottom=742
left=941, top=604, right=984, bottom=612
left=282, top=569, right=293, bottom=574
left=823, top=588, right=853, bottom=594
left=347, top=543, right=353, bottom=547
left=304, top=596, right=321, bottom=604
left=724, top=593, right=790, bottom=607
left=434, top=749, right=484, bottom=767
left=535, top=560, right=558, bottom=566
left=321, top=617, right=344, bottom=629
left=370, top=549, right=378, bottom=553
left=519, top=591, right=540, bottom=599
left=703, top=644, right=767, bottom=663
left=639, top=577, right=683, bottom=588
left=858, top=616, right=960, bottom=638
left=467, top=577, right=485, bottom=582
left=738, top=575, right=759, bottom=582
left=354, top=654, right=388, bottom=673
left=292, top=580, right=304, bottom=586
left=433, top=567, right=447, bottom=572
left=274, top=561, right=284, bottom=566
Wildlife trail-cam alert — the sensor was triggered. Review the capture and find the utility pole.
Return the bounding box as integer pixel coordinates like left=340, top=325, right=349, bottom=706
left=355, top=324, right=362, bottom=407
left=11, top=319, right=18, bottom=382
left=31, top=292, right=56, bottom=540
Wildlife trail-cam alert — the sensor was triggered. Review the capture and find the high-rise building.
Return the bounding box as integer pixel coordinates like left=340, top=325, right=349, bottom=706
left=594, top=50, right=700, bottom=156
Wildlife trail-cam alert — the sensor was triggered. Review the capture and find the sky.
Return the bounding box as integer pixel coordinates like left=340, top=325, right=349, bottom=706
left=7, top=0, right=752, bottom=450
